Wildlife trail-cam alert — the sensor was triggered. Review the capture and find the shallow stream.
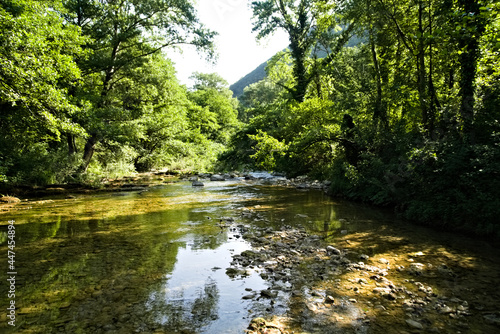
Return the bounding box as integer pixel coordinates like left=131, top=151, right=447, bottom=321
left=1, top=175, right=499, bottom=333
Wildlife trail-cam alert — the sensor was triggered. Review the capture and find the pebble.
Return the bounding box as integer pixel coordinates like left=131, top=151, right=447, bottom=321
left=405, top=319, right=424, bottom=329
left=326, top=245, right=342, bottom=256
left=324, top=296, right=335, bottom=304
left=0, top=196, right=21, bottom=203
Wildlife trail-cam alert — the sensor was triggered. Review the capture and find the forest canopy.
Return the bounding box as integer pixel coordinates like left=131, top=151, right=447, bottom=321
left=0, top=0, right=238, bottom=184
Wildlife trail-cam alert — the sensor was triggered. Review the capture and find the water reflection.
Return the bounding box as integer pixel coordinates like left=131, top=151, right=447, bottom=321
left=146, top=239, right=267, bottom=333
left=0, top=181, right=272, bottom=333
left=147, top=277, right=220, bottom=332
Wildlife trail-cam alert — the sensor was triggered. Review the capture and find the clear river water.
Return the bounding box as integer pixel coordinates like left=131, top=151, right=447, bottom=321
left=1, top=174, right=500, bottom=333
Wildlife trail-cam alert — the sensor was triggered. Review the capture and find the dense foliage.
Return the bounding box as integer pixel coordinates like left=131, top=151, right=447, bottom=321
left=220, top=0, right=500, bottom=236
left=0, top=0, right=239, bottom=185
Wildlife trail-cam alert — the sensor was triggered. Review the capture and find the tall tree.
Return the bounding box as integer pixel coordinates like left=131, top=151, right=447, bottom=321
left=0, top=0, right=85, bottom=145
left=63, top=0, right=217, bottom=170
left=455, top=0, right=487, bottom=140
left=251, top=0, right=353, bottom=102
left=187, top=72, right=240, bottom=145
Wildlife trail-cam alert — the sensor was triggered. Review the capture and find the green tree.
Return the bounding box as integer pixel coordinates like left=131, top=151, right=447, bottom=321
left=0, top=0, right=85, bottom=143
left=251, top=0, right=354, bottom=102
left=0, top=0, right=86, bottom=184
left=101, top=54, right=191, bottom=172
left=230, top=0, right=500, bottom=236
left=187, top=73, right=240, bottom=145
left=63, top=0, right=217, bottom=171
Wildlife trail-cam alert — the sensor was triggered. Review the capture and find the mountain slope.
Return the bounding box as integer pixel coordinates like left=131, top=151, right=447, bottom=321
left=229, top=35, right=364, bottom=98
left=230, top=60, right=268, bottom=98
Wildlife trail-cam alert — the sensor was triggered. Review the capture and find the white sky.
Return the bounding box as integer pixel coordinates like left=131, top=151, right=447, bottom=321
left=168, top=0, right=289, bottom=87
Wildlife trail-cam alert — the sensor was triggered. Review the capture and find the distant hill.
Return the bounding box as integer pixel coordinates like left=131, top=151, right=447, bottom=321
left=230, top=59, right=269, bottom=98
left=229, top=34, right=364, bottom=99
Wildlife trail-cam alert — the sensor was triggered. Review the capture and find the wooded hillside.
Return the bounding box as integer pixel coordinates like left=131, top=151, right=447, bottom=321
left=220, top=0, right=500, bottom=237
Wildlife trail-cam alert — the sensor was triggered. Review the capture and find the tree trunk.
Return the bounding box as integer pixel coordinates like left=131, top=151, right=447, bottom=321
left=67, top=134, right=77, bottom=155
left=290, top=42, right=308, bottom=103
left=457, top=0, right=482, bottom=141
left=79, top=38, right=120, bottom=171
left=368, top=7, right=386, bottom=127
left=417, top=0, right=429, bottom=132
left=81, top=134, right=98, bottom=172
left=426, top=0, right=439, bottom=137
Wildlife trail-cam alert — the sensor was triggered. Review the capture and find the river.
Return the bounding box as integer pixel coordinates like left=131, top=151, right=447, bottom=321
left=1, top=174, right=499, bottom=333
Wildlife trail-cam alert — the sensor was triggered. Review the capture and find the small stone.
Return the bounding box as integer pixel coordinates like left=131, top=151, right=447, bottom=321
left=405, top=319, right=424, bottom=329
left=326, top=246, right=341, bottom=256
left=210, top=174, right=225, bottom=181
left=311, top=290, right=323, bottom=297
left=384, top=293, right=397, bottom=301
left=260, top=289, right=278, bottom=298
left=373, top=287, right=391, bottom=295
left=225, top=267, right=241, bottom=276
left=439, top=305, right=454, bottom=314
left=358, top=278, right=368, bottom=284
left=192, top=181, right=204, bottom=187
left=324, top=295, right=335, bottom=304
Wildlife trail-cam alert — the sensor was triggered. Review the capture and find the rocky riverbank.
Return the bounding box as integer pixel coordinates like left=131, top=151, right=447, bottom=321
left=0, top=170, right=328, bottom=201
left=183, top=171, right=332, bottom=192
left=218, top=207, right=500, bottom=334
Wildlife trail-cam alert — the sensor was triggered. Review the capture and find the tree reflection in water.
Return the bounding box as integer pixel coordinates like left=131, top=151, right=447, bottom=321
left=146, top=277, right=220, bottom=332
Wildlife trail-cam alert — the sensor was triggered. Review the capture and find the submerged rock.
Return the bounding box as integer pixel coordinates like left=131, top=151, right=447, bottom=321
left=260, top=289, right=278, bottom=299
left=324, top=295, right=335, bottom=304
left=246, top=317, right=284, bottom=334
left=0, top=196, right=21, bottom=203
left=210, top=174, right=225, bottom=181
left=405, top=319, right=424, bottom=329
left=484, top=314, right=500, bottom=327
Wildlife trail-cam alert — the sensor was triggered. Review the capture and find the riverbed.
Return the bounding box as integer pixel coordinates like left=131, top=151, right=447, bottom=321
left=1, top=174, right=499, bottom=333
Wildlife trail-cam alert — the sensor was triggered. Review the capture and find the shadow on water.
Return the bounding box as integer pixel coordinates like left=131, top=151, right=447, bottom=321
left=0, top=180, right=499, bottom=333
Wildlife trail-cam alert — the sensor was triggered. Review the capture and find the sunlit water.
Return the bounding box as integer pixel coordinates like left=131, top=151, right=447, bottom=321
left=1, top=177, right=500, bottom=333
